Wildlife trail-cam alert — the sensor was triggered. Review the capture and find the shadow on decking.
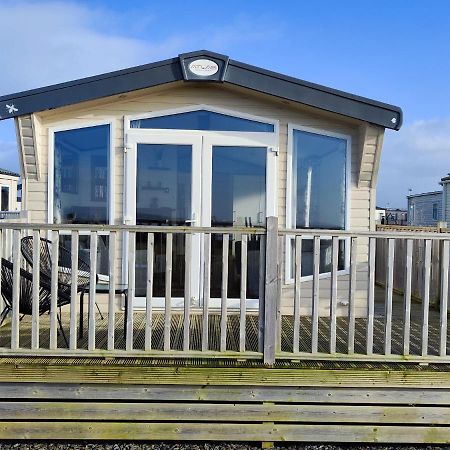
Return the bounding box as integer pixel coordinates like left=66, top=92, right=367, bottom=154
left=0, top=287, right=446, bottom=357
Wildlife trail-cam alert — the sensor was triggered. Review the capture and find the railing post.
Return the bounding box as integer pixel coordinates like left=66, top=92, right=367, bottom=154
left=264, top=216, right=279, bottom=365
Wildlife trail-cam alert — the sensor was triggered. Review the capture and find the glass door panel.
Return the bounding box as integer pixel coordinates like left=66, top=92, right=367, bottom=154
left=126, top=135, right=202, bottom=306
left=136, top=144, right=192, bottom=226
left=135, top=144, right=193, bottom=299
left=209, top=145, right=267, bottom=301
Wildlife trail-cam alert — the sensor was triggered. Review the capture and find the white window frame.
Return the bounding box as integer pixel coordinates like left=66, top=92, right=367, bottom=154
left=0, top=185, right=11, bottom=211
left=47, top=119, right=115, bottom=226
left=124, top=104, right=279, bottom=135
left=285, top=123, right=352, bottom=284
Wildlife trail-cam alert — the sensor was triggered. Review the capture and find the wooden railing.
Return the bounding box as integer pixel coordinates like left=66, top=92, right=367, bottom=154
left=0, top=220, right=450, bottom=364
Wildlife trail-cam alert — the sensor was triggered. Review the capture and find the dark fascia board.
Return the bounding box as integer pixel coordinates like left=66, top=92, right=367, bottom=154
left=0, top=50, right=403, bottom=130
left=0, top=168, right=20, bottom=178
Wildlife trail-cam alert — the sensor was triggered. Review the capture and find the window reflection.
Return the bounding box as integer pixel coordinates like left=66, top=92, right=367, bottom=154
left=211, top=146, right=266, bottom=299
left=290, top=129, right=348, bottom=277
left=293, top=130, right=347, bottom=230
left=136, top=144, right=192, bottom=226
left=211, top=146, right=266, bottom=227
left=131, top=110, right=274, bottom=132
left=1, top=186, right=9, bottom=211
left=54, top=125, right=109, bottom=224
left=290, top=238, right=346, bottom=278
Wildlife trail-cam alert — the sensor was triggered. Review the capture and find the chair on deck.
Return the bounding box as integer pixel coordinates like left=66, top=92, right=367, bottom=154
left=0, top=258, right=69, bottom=345
left=20, top=236, right=103, bottom=319
left=21, top=236, right=91, bottom=291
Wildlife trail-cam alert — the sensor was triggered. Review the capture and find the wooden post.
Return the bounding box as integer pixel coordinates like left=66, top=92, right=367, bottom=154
left=264, top=216, right=279, bottom=365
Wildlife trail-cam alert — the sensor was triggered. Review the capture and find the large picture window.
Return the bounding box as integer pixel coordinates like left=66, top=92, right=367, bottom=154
left=288, top=126, right=349, bottom=279
left=53, top=124, right=110, bottom=224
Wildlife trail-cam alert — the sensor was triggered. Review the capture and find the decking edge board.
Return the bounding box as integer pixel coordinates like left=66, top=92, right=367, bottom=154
left=0, top=363, right=449, bottom=387
left=1, top=382, right=450, bottom=443
left=0, top=423, right=449, bottom=443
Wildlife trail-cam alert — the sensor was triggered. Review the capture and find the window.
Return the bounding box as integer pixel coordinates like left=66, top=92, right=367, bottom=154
left=1, top=186, right=9, bottom=211
left=432, top=202, right=439, bottom=221
left=292, top=129, right=347, bottom=229
left=288, top=126, right=349, bottom=279
left=409, top=203, right=415, bottom=223
left=130, top=109, right=275, bottom=132
left=53, top=124, right=110, bottom=224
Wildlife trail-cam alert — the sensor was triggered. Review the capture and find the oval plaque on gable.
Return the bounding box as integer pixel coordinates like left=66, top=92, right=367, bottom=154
left=188, top=59, right=219, bottom=77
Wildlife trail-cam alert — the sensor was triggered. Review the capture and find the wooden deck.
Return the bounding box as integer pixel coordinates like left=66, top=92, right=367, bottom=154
left=0, top=286, right=446, bottom=358
left=2, top=289, right=450, bottom=443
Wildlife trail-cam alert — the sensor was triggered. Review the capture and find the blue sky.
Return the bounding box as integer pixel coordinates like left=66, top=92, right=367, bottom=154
left=1, top=0, right=449, bottom=207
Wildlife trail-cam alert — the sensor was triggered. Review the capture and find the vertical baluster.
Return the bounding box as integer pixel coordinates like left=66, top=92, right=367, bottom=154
left=126, top=231, right=136, bottom=352
left=69, top=230, right=78, bottom=350
left=10, top=229, right=20, bottom=350
left=277, top=235, right=283, bottom=353
left=367, top=237, right=376, bottom=356
left=31, top=229, right=40, bottom=350
left=0, top=229, right=3, bottom=319
left=145, top=233, right=154, bottom=351
left=403, top=239, right=413, bottom=355
left=422, top=239, right=432, bottom=356
left=348, top=236, right=357, bottom=354
left=293, top=236, right=302, bottom=354
left=88, top=231, right=97, bottom=351
left=258, top=234, right=266, bottom=353
left=220, top=234, right=229, bottom=352
left=329, top=236, right=338, bottom=354
left=440, top=240, right=449, bottom=356
left=164, top=233, right=173, bottom=352
left=49, top=231, right=59, bottom=350
left=239, top=234, right=248, bottom=353
left=107, top=231, right=116, bottom=351
left=202, top=233, right=211, bottom=351
left=311, top=236, right=320, bottom=353
left=183, top=233, right=192, bottom=352
left=384, top=238, right=395, bottom=355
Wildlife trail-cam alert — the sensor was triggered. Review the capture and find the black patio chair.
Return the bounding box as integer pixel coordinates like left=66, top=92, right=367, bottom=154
left=0, top=258, right=70, bottom=346
left=21, top=236, right=91, bottom=290
left=20, top=236, right=103, bottom=320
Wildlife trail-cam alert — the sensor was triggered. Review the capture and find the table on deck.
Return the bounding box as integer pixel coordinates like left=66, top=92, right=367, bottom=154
left=79, top=283, right=128, bottom=339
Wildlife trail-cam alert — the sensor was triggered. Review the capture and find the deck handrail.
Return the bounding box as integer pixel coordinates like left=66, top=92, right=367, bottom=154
left=3, top=221, right=450, bottom=239
left=0, top=222, right=266, bottom=234
left=279, top=227, right=450, bottom=240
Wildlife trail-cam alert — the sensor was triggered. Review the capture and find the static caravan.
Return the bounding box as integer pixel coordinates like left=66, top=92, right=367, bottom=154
left=0, top=50, right=401, bottom=321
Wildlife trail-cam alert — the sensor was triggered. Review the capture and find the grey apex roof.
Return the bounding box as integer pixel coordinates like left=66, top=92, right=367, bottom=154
left=0, top=168, right=20, bottom=178
left=0, top=50, right=403, bottom=130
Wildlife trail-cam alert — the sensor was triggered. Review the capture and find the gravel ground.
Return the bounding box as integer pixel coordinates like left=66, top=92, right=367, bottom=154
left=0, top=444, right=449, bottom=450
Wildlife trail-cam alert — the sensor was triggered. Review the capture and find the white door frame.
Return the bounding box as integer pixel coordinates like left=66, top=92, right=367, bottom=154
left=124, top=121, right=278, bottom=310
left=125, top=131, right=203, bottom=308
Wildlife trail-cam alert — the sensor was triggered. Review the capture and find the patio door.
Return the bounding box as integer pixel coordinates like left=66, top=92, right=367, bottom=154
left=125, top=133, right=202, bottom=307
left=126, top=131, right=277, bottom=308
left=202, top=135, right=277, bottom=308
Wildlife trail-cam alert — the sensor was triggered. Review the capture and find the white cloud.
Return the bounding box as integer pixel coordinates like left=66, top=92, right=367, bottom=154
left=0, top=1, right=282, bottom=173
left=377, top=118, right=450, bottom=208
left=0, top=2, right=181, bottom=93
